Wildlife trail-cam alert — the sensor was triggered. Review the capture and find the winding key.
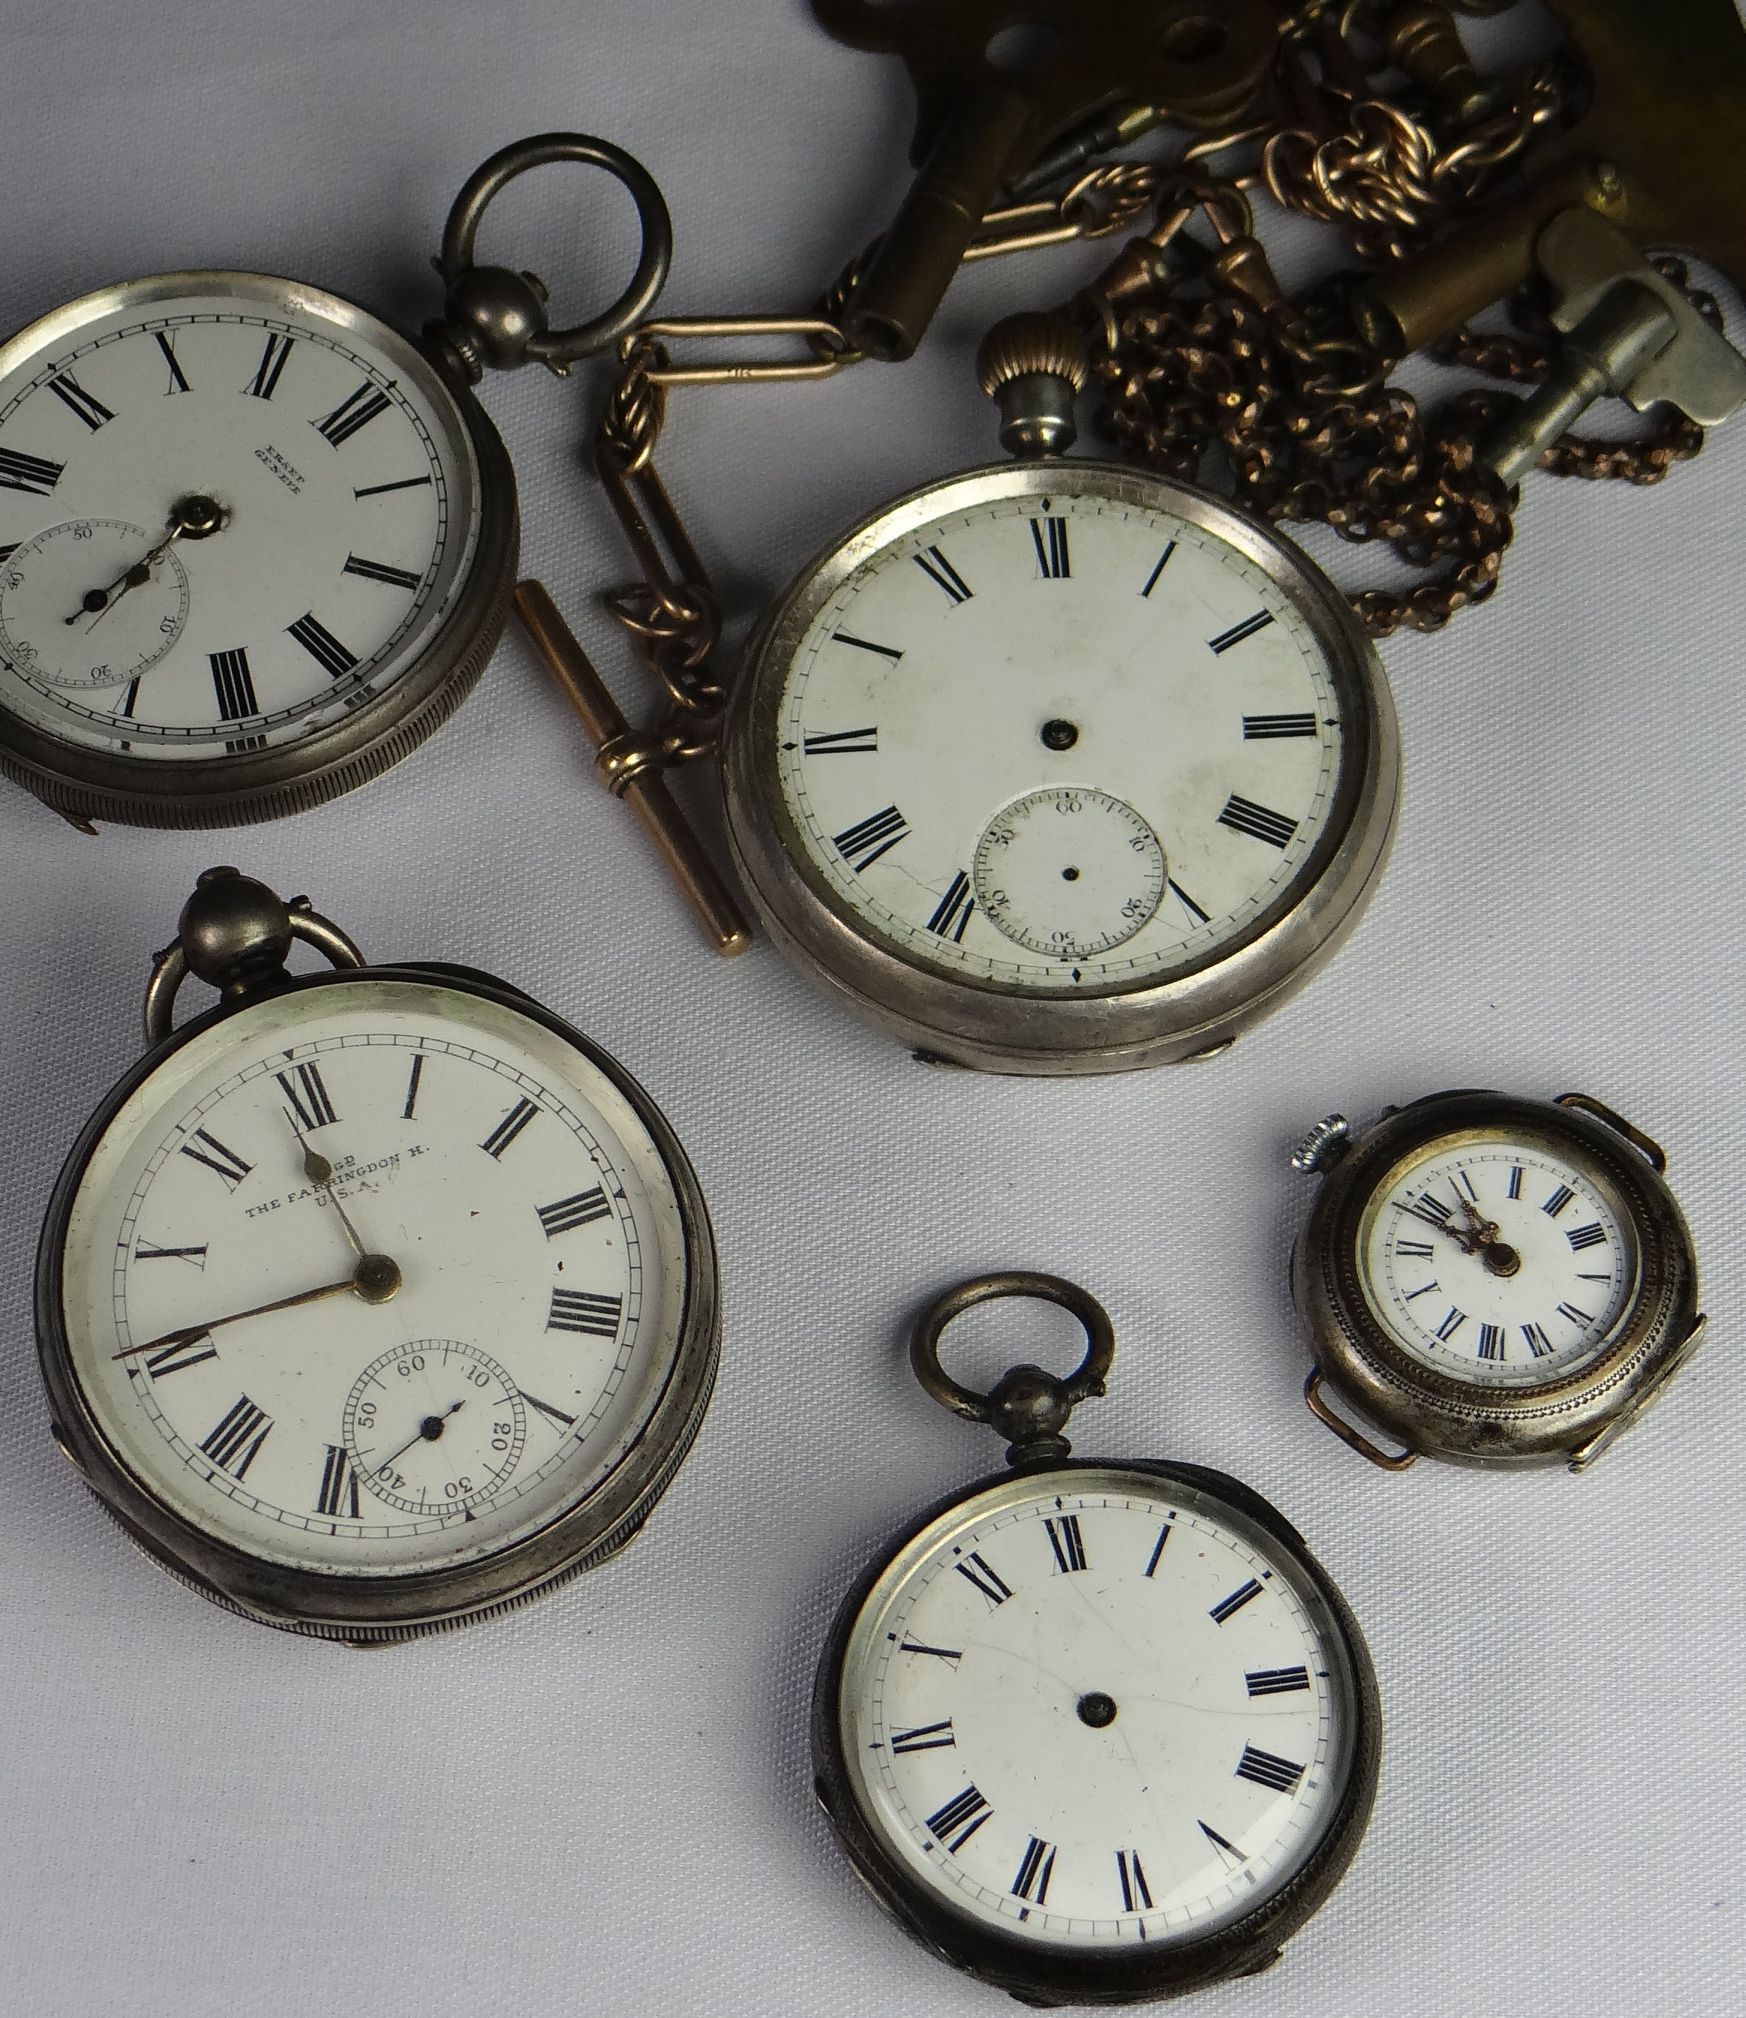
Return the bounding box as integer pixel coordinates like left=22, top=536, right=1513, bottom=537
left=1358, top=0, right=1746, bottom=358
left=814, top=0, right=1277, bottom=361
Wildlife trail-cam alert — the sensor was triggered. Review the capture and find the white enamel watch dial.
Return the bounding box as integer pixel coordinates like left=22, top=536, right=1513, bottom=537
left=0, top=279, right=479, bottom=758
left=0, top=270, right=518, bottom=827
left=826, top=1274, right=1380, bottom=1998
left=836, top=1469, right=1359, bottom=1952
left=773, top=484, right=1342, bottom=991
left=1360, top=1137, right=1636, bottom=1387
left=1292, top=1091, right=1704, bottom=1470
left=0, top=516, right=191, bottom=688
left=53, top=974, right=696, bottom=1579
left=726, top=460, right=1397, bottom=1074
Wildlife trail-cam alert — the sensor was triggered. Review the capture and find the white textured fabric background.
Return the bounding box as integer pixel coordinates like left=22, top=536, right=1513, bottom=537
left=0, top=3, right=1741, bottom=2014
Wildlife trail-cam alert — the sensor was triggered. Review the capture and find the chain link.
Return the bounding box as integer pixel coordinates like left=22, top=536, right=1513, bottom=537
left=580, top=0, right=1726, bottom=775
left=1081, top=8, right=1721, bottom=636
left=586, top=162, right=1157, bottom=771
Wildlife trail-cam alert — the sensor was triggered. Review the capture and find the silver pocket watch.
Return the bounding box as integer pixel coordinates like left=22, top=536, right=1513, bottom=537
left=1289, top=1089, right=1704, bottom=1471
left=0, top=134, right=668, bottom=830
left=36, top=868, right=718, bottom=1640
left=722, top=313, right=1400, bottom=1074
left=813, top=1274, right=1379, bottom=2005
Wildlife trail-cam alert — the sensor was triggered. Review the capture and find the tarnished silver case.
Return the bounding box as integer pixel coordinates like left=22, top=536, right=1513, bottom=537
left=812, top=1459, right=1382, bottom=2006
left=1291, top=1090, right=1704, bottom=1471
left=35, top=963, right=719, bottom=1641
left=722, top=460, right=1399, bottom=1075
left=0, top=271, right=518, bottom=830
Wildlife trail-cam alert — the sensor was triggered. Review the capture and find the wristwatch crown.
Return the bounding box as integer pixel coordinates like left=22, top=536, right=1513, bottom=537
left=1291, top=1114, right=1351, bottom=1174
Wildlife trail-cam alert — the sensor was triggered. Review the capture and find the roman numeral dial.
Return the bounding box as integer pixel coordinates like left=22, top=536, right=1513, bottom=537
left=200, top=1395, right=273, bottom=1478
left=845, top=1484, right=1356, bottom=1949
left=210, top=649, right=258, bottom=723
left=47, top=373, right=115, bottom=431
left=86, top=988, right=677, bottom=1584
left=315, top=1443, right=362, bottom=1519
left=276, top=1062, right=337, bottom=1132
left=924, top=1785, right=992, bottom=1853
left=1234, top=1744, right=1305, bottom=1795
left=178, top=1128, right=252, bottom=1190
left=246, top=331, right=295, bottom=398
left=770, top=479, right=1347, bottom=999
left=0, top=446, right=64, bottom=495
left=1028, top=514, right=1069, bottom=579
left=548, top=1289, right=623, bottom=1338
left=889, top=1719, right=955, bottom=1755
left=536, top=1188, right=611, bottom=1237
left=1369, top=1142, right=1636, bottom=1385
left=342, top=554, right=422, bottom=591
left=0, top=292, right=462, bottom=764
left=1043, top=1512, right=1087, bottom=1572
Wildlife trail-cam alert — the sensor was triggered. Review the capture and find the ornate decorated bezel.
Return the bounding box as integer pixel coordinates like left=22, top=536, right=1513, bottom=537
left=1292, top=1089, right=1703, bottom=1467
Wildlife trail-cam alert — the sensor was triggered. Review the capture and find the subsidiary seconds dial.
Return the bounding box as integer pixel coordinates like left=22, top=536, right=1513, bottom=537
left=772, top=483, right=1341, bottom=991
left=39, top=871, right=718, bottom=1637
left=725, top=454, right=1397, bottom=1074
left=343, top=1341, right=529, bottom=1517
left=973, top=787, right=1166, bottom=958
left=0, top=516, right=191, bottom=688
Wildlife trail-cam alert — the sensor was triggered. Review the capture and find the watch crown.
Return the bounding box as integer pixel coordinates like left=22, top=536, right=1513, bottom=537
left=976, top=312, right=1087, bottom=461
left=1291, top=1114, right=1351, bottom=1174
left=977, top=311, right=1088, bottom=397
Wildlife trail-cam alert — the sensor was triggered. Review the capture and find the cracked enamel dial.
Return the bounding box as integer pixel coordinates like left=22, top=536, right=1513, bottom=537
left=53, top=974, right=695, bottom=1578
left=770, top=478, right=1344, bottom=993
left=1360, top=1136, right=1638, bottom=1388
left=835, top=1469, right=1360, bottom=1953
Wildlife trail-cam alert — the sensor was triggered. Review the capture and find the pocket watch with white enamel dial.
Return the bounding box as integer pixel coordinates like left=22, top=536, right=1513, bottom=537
left=1289, top=1090, right=1704, bottom=1472
left=35, top=868, right=717, bottom=1639
left=722, top=314, right=1398, bottom=1074
left=0, top=134, right=668, bottom=829
left=812, top=1275, right=1379, bottom=2005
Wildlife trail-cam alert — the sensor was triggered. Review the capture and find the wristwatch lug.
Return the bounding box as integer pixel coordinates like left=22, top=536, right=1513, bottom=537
left=1555, top=1091, right=1667, bottom=1173
left=1304, top=1370, right=1418, bottom=1471
left=1568, top=1311, right=1708, bottom=1472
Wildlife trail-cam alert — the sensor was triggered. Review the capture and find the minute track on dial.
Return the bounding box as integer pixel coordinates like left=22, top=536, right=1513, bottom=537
left=1370, top=1143, right=1633, bottom=1384
left=0, top=295, right=465, bottom=759
left=775, top=486, right=1342, bottom=992
left=727, top=446, right=1397, bottom=1073
left=1293, top=1088, right=1704, bottom=1471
